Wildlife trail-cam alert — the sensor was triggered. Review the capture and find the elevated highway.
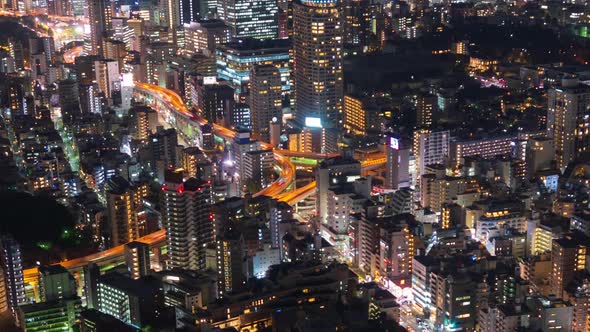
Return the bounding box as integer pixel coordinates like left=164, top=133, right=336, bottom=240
left=23, top=84, right=386, bottom=285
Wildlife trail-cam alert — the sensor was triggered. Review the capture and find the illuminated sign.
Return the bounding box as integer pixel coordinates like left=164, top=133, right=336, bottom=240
left=203, top=76, right=217, bottom=85
left=305, top=117, right=322, bottom=128
left=347, top=175, right=360, bottom=182
left=390, top=137, right=399, bottom=150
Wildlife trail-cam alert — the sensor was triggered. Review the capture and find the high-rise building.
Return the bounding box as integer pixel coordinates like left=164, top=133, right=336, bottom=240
left=547, top=78, right=590, bottom=170
left=183, top=20, right=232, bottom=57
left=83, top=263, right=100, bottom=309
left=161, top=170, right=213, bottom=270
left=216, top=230, right=246, bottom=297
left=129, top=105, right=158, bottom=141
left=105, top=176, right=150, bottom=247
left=413, top=129, right=450, bottom=182
left=416, top=93, right=436, bottom=128
left=250, top=64, right=283, bottom=142
left=385, top=137, right=410, bottom=190
left=315, top=156, right=361, bottom=225
left=0, top=236, right=25, bottom=320
left=47, top=0, right=72, bottom=16
left=217, top=0, right=278, bottom=39
left=343, top=95, right=385, bottom=136
left=231, top=130, right=261, bottom=184
left=39, top=265, right=77, bottom=302
left=124, top=241, right=151, bottom=280
left=226, top=103, right=251, bottom=130
left=58, top=79, right=81, bottom=124
left=88, top=0, right=112, bottom=56
left=242, top=149, right=274, bottom=190
left=526, top=137, right=554, bottom=177
left=149, top=127, right=180, bottom=179
left=18, top=298, right=81, bottom=332
left=196, top=82, right=234, bottom=124
left=97, top=272, right=162, bottom=328
left=79, top=84, right=103, bottom=115
left=93, top=59, right=120, bottom=101
left=216, top=38, right=291, bottom=95
left=550, top=233, right=588, bottom=298
left=293, top=0, right=343, bottom=126
left=450, top=135, right=515, bottom=166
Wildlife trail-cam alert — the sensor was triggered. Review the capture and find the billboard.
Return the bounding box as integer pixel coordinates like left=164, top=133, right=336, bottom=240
left=305, top=117, right=322, bottom=128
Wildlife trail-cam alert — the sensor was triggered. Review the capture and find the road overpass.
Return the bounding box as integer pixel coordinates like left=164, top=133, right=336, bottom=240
left=23, top=84, right=386, bottom=289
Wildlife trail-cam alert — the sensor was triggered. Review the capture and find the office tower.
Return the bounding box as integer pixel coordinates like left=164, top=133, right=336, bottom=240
left=104, top=39, right=127, bottom=69
left=125, top=241, right=151, bottom=280
left=416, top=93, right=435, bottom=128
left=413, top=129, right=450, bottom=181
left=270, top=200, right=293, bottom=249
left=178, top=0, right=207, bottom=25
left=183, top=20, right=232, bottom=57
left=526, top=137, right=554, bottom=177
left=7, top=79, right=26, bottom=115
left=58, top=79, right=81, bottom=124
left=79, top=84, right=103, bottom=115
left=342, top=95, right=385, bottom=136
left=47, top=0, right=72, bottom=16
left=30, top=53, right=47, bottom=84
left=197, top=83, right=234, bottom=124
left=93, top=59, right=120, bottom=101
left=242, top=149, right=274, bottom=190
left=83, top=263, right=100, bottom=309
left=216, top=38, right=291, bottom=95
left=29, top=37, right=55, bottom=66
left=162, top=170, right=213, bottom=270
left=293, top=0, right=343, bottom=125
left=315, top=156, right=361, bottom=225
left=289, top=125, right=339, bottom=154
left=0, top=236, right=25, bottom=317
left=181, top=147, right=212, bottom=180
left=250, top=65, right=283, bottom=142
left=74, top=55, right=100, bottom=85
left=39, top=265, right=77, bottom=302
left=79, top=309, right=137, bottom=331
left=547, top=78, right=590, bottom=170
left=88, top=0, right=112, bottom=56
left=129, top=105, right=158, bottom=141
left=105, top=176, right=149, bottom=247
left=385, top=137, right=410, bottom=190
left=18, top=298, right=81, bottom=332
left=550, top=233, right=588, bottom=298
left=216, top=230, right=246, bottom=297
left=217, top=0, right=278, bottom=39
left=356, top=214, right=414, bottom=281
left=97, top=272, right=162, bottom=328
left=226, top=103, right=251, bottom=130
left=149, top=127, right=180, bottom=176
left=231, top=130, right=261, bottom=185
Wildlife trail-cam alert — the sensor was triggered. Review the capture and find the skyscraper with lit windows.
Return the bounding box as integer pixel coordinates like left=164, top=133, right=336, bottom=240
left=293, top=0, right=343, bottom=126
left=161, top=170, right=213, bottom=271
left=250, top=64, right=283, bottom=142
left=217, top=0, right=279, bottom=39
left=88, top=0, right=112, bottom=57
